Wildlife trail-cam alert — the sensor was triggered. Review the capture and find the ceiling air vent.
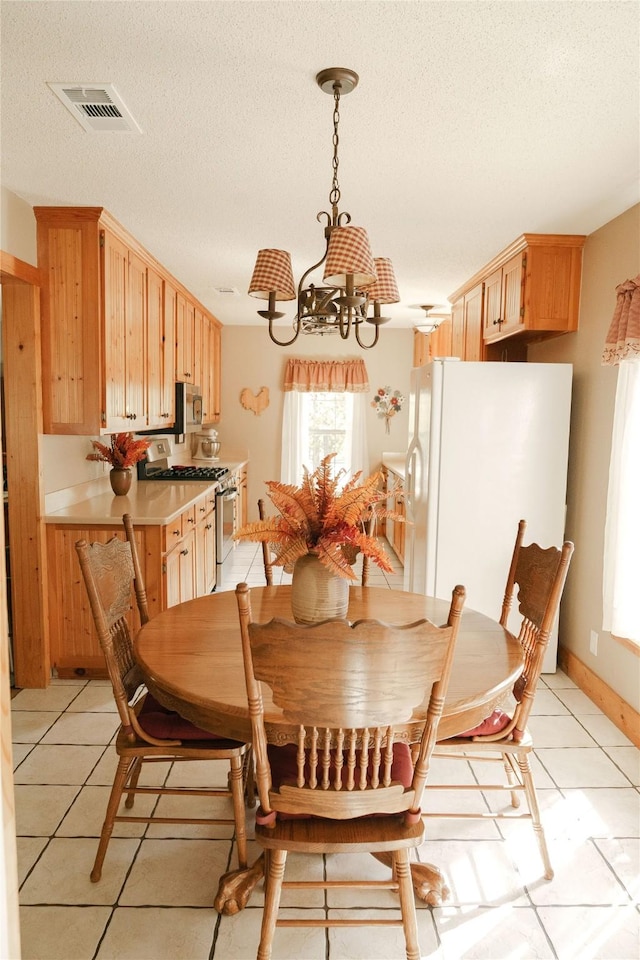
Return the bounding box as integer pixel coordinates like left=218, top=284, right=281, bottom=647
left=47, top=83, right=142, bottom=133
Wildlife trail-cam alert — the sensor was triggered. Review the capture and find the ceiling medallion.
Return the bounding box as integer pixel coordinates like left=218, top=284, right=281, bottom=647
left=248, top=68, right=399, bottom=349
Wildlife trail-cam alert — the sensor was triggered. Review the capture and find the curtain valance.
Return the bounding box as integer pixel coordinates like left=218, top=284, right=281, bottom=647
left=283, top=358, right=369, bottom=393
left=602, top=275, right=640, bottom=365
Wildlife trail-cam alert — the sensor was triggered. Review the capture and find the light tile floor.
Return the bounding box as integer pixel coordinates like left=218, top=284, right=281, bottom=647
left=11, top=541, right=640, bottom=959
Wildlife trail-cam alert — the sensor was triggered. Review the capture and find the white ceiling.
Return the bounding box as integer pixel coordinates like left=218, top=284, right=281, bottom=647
left=1, top=1, right=638, bottom=332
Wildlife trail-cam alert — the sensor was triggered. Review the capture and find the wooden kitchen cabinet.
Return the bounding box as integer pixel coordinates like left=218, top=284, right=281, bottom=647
left=383, top=465, right=405, bottom=565
left=233, top=465, right=248, bottom=533
left=35, top=206, right=222, bottom=434
left=46, top=522, right=161, bottom=676
left=147, top=268, right=176, bottom=429
left=413, top=318, right=455, bottom=366
left=175, top=294, right=196, bottom=383
left=449, top=233, right=585, bottom=356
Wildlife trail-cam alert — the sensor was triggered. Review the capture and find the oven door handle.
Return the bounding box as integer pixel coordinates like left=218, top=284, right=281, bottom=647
left=216, top=487, right=238, bottom=501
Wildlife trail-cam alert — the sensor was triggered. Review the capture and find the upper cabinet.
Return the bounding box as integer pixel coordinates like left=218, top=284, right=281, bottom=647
left=414, top=233, right=585, bottom=367
left=451, top=233, right=585, bottom=355
left=35, top=206, right=222, bottom=434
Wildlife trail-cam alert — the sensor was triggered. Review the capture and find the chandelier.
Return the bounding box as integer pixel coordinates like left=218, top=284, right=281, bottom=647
left=248, top=68, right=399, bottom=349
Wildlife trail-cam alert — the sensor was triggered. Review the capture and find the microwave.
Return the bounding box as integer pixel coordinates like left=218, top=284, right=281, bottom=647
left=138, top=382, right=202, bottom=437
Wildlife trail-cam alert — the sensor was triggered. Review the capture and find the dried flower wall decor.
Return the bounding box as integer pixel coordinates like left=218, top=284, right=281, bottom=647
left=372, top=386, right=404, bottom=433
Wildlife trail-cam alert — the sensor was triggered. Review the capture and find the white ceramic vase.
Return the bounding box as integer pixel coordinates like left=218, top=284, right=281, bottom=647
left=290, top=553, right=349, bottom=625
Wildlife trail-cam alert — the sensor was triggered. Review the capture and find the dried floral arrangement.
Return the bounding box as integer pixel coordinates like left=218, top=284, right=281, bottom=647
left=86, top=433, right=152, bottom=469
left=234, top=453, right=406, bottom=580
left=372, top=386, right=405, bottom=433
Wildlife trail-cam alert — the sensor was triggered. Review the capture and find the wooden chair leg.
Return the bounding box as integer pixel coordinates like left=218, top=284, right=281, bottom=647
left=502, top=752, right=521, bottom=808
left=244, top=748, right=256, bottom=808
left=229, top=755, right=248, bottom=870
left=91, top=754, right=132, bottom=882
left=124, top=756, right=143, bottom=809
left=394, top=849, right=421, bottom=960
left=517, top=751, right=554, bottom=880
left=258, top=849, right=287, bottom=960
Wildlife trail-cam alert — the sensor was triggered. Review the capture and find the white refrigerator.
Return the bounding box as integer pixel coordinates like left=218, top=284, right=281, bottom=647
left=403, top=359, right=572, bottom=672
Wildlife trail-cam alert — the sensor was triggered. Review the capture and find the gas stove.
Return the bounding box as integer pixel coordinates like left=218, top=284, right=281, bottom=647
left=140, top=463, right=230, bottom=482
left=136, top=437, right=231, bottom=484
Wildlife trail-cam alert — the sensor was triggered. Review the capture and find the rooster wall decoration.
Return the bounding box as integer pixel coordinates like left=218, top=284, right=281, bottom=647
left=240, top=386, right=270, bottom=416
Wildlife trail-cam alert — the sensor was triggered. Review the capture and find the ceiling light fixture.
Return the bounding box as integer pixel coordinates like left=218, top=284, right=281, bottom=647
left=248, top=68, right=399, bottom=349
left=414, top=304, right=448, bottom=333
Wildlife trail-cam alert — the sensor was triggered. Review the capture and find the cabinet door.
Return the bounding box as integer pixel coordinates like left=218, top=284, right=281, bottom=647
left=483, top=267, right=502, bottom=340
left=126, top=251, right=148, bottom=427
left=450, top=299, right=465, bottom=358
left=47, top=523, right=145, bottom=677
left=463, top=283, right=483, bottom=360
left=428, top=319, right=453, bottom=360
left=162, top=281, right=177, bottom=424
left=102, top=230, right=129, bottom=430
left=500, top=252, right=526, bottom=336
left=211, top=322, right=221, bottom=420
left=147, top=266, right=165, bottom=428
left=175, top=293, right=195, bottom=382
left=176, top=297, right=195, bottom=382
left=178, top=529, right=197, bottom=603
left=193, top=308, right=203, bottom=390
left=413, top=330, right=429, bottom=367
left=201, top=314, right=214, bottom=423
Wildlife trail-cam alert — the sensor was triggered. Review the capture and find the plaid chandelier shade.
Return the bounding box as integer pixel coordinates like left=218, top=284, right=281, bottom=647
left=367, top=258, right=400, bottom=304
left=323, top=225, right=377, bottom=288
left=248, top=249, right=296, bottom=301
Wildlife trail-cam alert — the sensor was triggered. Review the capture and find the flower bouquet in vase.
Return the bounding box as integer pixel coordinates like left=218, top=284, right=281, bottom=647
left=234, top=453, right=406, bottom=623
left=86, top=432, right=152, bottom=496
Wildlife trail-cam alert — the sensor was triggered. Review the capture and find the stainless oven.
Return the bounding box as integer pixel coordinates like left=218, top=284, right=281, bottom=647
left=215, top=482, right=238, bottom=583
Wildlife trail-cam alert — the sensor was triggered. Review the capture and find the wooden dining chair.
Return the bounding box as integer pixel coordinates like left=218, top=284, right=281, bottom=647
left=425, top=519, right=574, bottom=880
left=360, top=509, right=376, bottom=586
left=257, top=498, right=274, bottom=585
left=75, top=525, right=252, bottom=883
left=236, top=580, right=465, bottom=960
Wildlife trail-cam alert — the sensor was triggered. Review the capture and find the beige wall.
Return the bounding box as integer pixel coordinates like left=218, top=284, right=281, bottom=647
left=529, top=203, right=640, bottom=707
left=1, top=187, right=36, bottom=263
left=218, top=326, right=414, bottom=520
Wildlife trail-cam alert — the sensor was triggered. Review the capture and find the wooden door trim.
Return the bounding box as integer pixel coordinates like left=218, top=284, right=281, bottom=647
left=0, top=249, right=50, bottom=688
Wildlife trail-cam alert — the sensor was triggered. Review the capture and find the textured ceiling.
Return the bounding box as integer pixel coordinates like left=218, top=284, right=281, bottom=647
left=1, top=1, right=638, bottom=331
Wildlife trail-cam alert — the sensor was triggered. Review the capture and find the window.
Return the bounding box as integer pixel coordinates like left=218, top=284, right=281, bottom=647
left=280, top=359, right=369, bottom=486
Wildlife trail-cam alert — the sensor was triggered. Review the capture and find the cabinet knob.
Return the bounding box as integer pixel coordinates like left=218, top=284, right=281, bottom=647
left=180, top=548, right=189, bottom=556
left=173, top=529, right=180, bottom=536
left=187, top=517, right=194, bottom=524
left=205, top=523, right=212, bottom=530
left=199, top=506, right=206, bottom=513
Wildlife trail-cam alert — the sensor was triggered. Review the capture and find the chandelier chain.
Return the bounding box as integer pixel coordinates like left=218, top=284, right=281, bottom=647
left=329, top=83, right=341, bottom=211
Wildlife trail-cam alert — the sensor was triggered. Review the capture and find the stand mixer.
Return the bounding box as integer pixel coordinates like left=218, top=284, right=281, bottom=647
left=193, top=429, right=221, bottom=461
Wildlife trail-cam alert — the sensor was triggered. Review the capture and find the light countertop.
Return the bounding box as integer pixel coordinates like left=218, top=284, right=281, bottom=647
left=44, top=481, right=218, bottom=526
left=381, top=453, right=406, bottom=481
left=44, top=457, right=248, bottom=526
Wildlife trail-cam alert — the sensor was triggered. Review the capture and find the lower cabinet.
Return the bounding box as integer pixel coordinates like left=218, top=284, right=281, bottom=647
left=46, top=491, right=218, bottom=677
left=382, top=466, right=405, bottom=565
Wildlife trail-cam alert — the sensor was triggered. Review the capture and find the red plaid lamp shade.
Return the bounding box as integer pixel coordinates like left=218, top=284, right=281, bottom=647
left=248, top=249, right=296, bottom=301
left=366, top=258, right=400, bottom=304
left=323, top=226, right=377, bottom=288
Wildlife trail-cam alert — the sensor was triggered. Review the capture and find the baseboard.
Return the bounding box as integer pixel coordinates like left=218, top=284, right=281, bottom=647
left=558, top=644, right=640, bottom=748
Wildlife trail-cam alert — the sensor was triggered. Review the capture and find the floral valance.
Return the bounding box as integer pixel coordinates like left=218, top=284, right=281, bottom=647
left=602, top=275, right=640, bottom=365
left=283, top=358, right=369, bottom=393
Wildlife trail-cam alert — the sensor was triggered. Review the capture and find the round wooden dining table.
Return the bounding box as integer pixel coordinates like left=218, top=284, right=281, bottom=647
left=135, top=584, right=523, bottom=912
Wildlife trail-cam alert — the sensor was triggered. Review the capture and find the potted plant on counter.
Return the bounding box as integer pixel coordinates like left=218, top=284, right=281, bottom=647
left=234, top=453, right=405, bottom=623
left=86, top=433, right=152, bottom=496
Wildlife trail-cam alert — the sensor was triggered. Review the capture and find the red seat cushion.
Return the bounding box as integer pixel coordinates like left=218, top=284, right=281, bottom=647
left=457, top=708, right=512, bottom=738
left=138, top=693, right=242, bottom=746
left=257, top=741, right=415, bottom=823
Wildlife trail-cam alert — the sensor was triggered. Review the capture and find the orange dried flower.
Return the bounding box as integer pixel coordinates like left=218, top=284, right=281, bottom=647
left=86, top=433, right=152, bottom=469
